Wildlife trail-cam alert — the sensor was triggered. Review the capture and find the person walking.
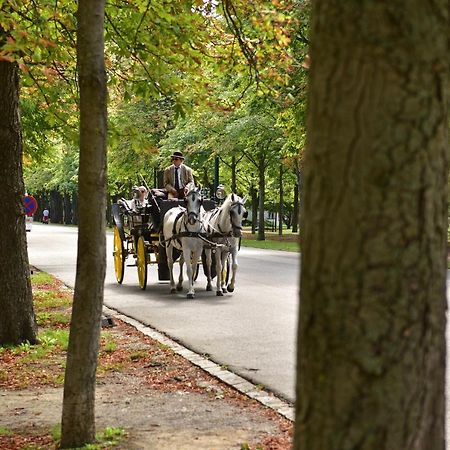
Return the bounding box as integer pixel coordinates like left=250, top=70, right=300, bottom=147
left=163, top=151, right=195, bottom=199
left=42, top=208, right=50, bottom=224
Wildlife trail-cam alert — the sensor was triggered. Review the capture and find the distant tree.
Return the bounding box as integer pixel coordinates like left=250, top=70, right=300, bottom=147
left=0, top=54, right=38, bottom=345
left=60, top=0, right=107, bottom=447
left=295, top=1, right=448, bottom=449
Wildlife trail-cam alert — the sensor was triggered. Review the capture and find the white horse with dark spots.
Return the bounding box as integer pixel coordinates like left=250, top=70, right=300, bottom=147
left=202, top=193, right=247, bottom=296
left=162, top=188, right=204, bottom=299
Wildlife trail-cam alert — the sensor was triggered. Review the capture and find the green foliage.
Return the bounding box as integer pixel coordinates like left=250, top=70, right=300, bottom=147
left=6, top=0, right=306, bottom=223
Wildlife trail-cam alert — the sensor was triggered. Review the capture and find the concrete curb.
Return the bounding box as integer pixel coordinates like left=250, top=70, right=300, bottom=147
left=103, top=306, right=295, bottom=422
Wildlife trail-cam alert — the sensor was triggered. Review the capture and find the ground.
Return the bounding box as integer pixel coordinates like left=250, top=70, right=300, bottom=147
left=0, top=272, right=293, bottom=449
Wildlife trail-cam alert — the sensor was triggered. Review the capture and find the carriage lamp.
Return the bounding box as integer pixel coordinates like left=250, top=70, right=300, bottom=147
left=216, top=185, right=226, bottom=200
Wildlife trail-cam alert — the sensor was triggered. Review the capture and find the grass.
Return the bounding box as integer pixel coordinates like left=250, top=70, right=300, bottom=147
left=51, top=425, right=126, bottom=449
left=241, top=238, right=299, bottom=252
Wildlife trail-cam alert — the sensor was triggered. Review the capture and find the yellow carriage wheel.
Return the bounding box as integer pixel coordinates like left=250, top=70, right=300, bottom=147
left=137, top=236, right=148, bottom=290
left=113, top=226, right=125, bottom=284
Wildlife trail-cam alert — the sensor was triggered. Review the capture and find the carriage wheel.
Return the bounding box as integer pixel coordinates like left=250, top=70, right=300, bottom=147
left=137, top=236, right=148, bottom=290
left=222, top=253, right=231, bottom=286
left=113, top=226, right=125, bottom=284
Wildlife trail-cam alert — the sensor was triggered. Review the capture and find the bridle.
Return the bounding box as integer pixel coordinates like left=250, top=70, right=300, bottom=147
left=185, top=190, right=202, bottom=226
left=206, top=199, right=246, bottom=238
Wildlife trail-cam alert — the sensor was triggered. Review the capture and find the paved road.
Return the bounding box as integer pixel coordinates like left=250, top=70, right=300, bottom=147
left=26, top=223, right=299, bottom=402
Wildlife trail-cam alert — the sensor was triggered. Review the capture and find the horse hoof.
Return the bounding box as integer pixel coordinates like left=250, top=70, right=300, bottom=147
left=170, top=288, right=177, bottom=294
left=187, top=293, right=194, bottom=299
left=176, top=285, right=183, bottom=292
left=216, top=291, right=223, bottom=297
left=222, top=288, right=227, bottom=294
left=227, top=286, right=234, bottom=293
left=206, top=285, right=212, bottom=291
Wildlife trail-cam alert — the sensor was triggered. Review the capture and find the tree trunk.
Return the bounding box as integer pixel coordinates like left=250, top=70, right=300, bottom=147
left=231, top=154, right=237, bottom=192
left=60, top=0, right=107, bottom=447
left=295, top=2, right=448, bottom=450
left=251, top=186, right=257, bottom=234
left=292, top=181, right=299, bottom=233
left=0, top=60, right=38, bottom=346
left=63, top=193, right=73, bottom=224
left=50, top=190, right=64, bottom=224
left=71, top=192, right=78, bottom=225
left=278, top=164, right=283, bottom=236
left=257, top=155, right=266, bottom=241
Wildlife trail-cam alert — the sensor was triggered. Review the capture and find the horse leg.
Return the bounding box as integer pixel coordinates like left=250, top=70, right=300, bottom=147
left=215, top=248, right=223, bottom=296
left=227, top=247, right=238, bottom=292
left=183, top=247, right=195, bottom=299
left=220, top=251, right=229, bottom=293
left=177, top=253, right=184, bottom=291
left=189, top=246, right=202, bottom=297
left=205, top=248, right=213, bottom=291
left=167, top=244, right=177, bottom=294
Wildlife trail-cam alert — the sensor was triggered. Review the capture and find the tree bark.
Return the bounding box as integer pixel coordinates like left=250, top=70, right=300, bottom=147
left=278, top=164, right=284, bottom=236
left=295, top=2, right=448, bottom=450
left=63, top=193, right=73, bottom=224
left=257, top=154, right=266, bottom=240
left=60, top=0, right=107, bottom=447
left=0, top=61, right=38, bottom=345
left=292, top=181, right=299, bottom=233
left=50, top=189, right=64, bottom=223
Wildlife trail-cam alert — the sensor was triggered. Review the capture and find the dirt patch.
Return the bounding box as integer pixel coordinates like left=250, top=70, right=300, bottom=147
left=1, top=379, right=287, bottom=449
left=0, top=279, right=293, bottom=449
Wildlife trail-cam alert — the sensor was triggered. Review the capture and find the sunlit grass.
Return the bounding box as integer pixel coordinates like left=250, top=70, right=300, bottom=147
left=33, top=290, right=72, bottom=310
left=240, top=238, right=299, bottom=252
left=30, top=272, right=55, bottom=286
left=36, top=311, right=71, bottom=327
left=51, top=425, right=126, bottom=449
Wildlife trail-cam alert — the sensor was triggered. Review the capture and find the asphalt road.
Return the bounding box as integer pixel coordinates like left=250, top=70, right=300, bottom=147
left=26, top=223, right=299, bottom=402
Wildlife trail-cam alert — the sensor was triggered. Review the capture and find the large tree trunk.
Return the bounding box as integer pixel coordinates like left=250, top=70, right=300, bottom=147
left=295, top=2, right=448, bottom=450
left=60, top=0, right=107, bottom=447
left=0, top=60, right=38, bottom=345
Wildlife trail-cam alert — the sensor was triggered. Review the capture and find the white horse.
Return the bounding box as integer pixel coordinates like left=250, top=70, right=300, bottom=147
left=162, top=188, right=204, bottom=299
left=202, top=193, right=247, bottom=296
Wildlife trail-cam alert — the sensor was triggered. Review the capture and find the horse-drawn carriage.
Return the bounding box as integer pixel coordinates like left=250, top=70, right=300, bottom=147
left=112, top=184, right=247, bottom=298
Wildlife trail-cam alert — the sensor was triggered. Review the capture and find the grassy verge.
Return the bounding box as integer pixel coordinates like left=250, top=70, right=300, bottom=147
left=240, top=238, right=299, bottom=252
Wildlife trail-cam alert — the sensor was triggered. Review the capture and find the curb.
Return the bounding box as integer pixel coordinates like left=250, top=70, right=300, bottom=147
left=103, top=306, right=295, bottom=422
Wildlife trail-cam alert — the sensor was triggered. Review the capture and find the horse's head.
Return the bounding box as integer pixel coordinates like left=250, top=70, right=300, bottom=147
left=228, top=193, right=248, bottom=237
left=185, top=187, right=202, bottom=226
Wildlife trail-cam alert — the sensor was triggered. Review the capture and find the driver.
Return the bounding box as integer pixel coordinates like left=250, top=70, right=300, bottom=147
left=163, top=151, right=195, bottom=199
